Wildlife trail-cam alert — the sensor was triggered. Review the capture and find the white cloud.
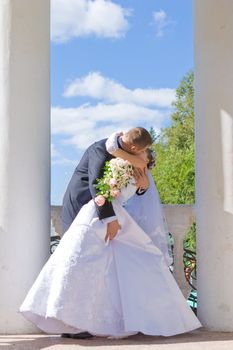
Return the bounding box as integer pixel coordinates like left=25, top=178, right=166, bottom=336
left=64, top=72, right=175, bottom=107
left=153, top=9, right=172, bottom=38
left=51, top=103, right=171, bottom=150
left=51, top=143, right=77, bottom=166
left=51, top=0, right=131, bottom=43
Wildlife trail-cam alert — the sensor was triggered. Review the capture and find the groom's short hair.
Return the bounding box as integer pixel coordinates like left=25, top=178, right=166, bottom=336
left=124, top=127, right=152, bottom=148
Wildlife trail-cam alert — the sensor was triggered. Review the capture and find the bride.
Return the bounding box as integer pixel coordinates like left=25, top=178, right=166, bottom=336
left=20, top=135, right=201, bottom=338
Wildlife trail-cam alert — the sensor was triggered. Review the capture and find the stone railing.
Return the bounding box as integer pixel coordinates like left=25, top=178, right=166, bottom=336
left=163, top=205, right=195, bottom=298
left=51, top=204, right=195, bottom=299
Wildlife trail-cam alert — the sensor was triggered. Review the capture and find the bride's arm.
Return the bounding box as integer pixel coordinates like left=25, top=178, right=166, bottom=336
left=106, top=132, right=149, bottom=193
left=106, top=132, right=147, bottom=169
left=112, top=149, right=147, bottom=169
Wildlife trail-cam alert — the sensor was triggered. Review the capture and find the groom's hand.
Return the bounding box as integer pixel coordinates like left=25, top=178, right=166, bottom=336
left=105, top=219, right=121, bottom=242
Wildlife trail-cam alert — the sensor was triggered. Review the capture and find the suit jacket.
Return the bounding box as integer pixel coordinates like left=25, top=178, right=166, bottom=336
left=61, top=138, right=115, bottom=231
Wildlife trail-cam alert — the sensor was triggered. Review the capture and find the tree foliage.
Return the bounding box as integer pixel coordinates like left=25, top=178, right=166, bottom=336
left=151, top=71, right=195, bottom=204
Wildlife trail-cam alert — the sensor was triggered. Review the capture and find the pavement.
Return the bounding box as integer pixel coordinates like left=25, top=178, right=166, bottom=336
left=1, top=328, right=233, bottom=350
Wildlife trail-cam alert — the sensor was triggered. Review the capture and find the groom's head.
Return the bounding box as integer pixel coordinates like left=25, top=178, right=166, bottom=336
left=121, top=127, right=152, bottom=155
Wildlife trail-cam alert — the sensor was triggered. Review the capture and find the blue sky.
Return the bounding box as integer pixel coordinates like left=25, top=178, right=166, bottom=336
left=51, top=0, right=193, bottom=204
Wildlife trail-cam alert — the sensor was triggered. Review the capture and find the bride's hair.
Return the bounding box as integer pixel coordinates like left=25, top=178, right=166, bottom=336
left=123, top=127, right=152, bottom=148
left=147, top=149, right=156, bottom=169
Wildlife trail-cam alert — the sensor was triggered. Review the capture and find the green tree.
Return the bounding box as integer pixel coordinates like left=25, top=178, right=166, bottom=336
left=151, top=71, right=195, bottom=204
left=149, top=126, right=159, bottom=143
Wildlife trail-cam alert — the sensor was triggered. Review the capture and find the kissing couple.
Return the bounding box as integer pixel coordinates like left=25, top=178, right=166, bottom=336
left=20, top=127, right=201, bottom=339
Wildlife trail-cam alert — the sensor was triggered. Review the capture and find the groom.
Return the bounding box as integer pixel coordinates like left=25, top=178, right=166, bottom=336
left=61, top=127, right=152, bottom=240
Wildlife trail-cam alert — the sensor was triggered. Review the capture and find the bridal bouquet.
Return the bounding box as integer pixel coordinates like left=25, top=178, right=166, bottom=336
left=94, top=158, right=134, bottom=206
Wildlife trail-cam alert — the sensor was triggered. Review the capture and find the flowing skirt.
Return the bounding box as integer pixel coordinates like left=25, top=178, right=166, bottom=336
left=20, top=199, right=201, bottom=337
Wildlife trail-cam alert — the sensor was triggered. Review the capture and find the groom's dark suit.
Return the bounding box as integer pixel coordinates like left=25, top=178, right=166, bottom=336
left=61, top=138, right=115, bottom=233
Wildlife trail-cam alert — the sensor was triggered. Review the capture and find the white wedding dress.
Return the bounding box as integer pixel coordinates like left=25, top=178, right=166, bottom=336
left=20, top=180, right=201, bottom=337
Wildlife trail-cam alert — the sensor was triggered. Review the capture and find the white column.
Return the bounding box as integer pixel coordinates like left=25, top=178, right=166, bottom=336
left=0, top=1, right=50, bottom=333
left=194, top=0, right=233, bottom=330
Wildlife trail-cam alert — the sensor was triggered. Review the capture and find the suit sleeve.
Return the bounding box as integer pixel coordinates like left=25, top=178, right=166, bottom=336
left=88, top=143, right=116, bottom=220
